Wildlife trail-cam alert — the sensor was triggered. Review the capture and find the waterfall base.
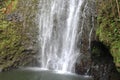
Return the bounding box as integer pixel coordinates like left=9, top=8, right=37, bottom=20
left=22, top=67, right=76, bottom=75
left=0, top=67, right=93, bottom=80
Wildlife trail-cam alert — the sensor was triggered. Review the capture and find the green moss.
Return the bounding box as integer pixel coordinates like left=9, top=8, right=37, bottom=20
left=0, top=20, right=23, bottom=68
left=96, top=0, right=120, bottom=71
left=0, top=0, right=27, bottom=71
left=0, top=0, right=38, bottom=71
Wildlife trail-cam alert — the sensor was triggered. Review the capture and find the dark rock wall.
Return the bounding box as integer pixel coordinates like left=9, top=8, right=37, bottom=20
left=75, top=0, right=97, bottom=75
left=89, top=41, right=120, bottom=80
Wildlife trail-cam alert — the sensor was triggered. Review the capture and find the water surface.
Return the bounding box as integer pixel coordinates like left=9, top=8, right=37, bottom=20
left=0, top=68, right=92, bottom=80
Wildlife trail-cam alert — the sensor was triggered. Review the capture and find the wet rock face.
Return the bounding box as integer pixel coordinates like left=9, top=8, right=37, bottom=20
left=89, top=41, right=120, bottom=80
left=75, top=57, right=91, bottom=75
left=13, top=0, right=39, bottom=67
left=75, top=0, right=96, bottom=75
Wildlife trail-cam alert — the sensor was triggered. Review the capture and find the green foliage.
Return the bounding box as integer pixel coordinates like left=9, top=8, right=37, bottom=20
left=0, top=0, right=38, bottom=71
left=0, top=18, right=24, bottom=70
left=96, top=0, right=120, bottom=71
left=0, top=0, right=28, bottom=71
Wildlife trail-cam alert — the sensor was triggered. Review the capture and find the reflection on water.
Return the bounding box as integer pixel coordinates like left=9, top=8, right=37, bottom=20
left=0, top=68, right=92, bottom=80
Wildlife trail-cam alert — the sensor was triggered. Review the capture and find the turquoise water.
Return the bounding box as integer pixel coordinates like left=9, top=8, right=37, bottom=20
left=0, top=69, right=92, bottom=80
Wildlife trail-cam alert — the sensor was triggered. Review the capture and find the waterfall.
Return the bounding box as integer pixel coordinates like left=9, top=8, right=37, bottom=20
left=37, top=0, right=88, bottom=73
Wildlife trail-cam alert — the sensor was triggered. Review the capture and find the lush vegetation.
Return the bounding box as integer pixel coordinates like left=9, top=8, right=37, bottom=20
left=96, top=0, right=120, bottom=71
left=0, top=0, right=31, bottom=71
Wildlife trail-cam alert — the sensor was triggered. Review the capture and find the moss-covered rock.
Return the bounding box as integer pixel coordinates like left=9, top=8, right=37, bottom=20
left=96, top=0, right=120, bottom=72
left=0, top=0, right=38, bottom=71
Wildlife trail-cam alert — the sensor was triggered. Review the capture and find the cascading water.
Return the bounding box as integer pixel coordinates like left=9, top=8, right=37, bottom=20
left=37, top=0, right=93, bottom=73
left=38, top=0, right=83, bottom=73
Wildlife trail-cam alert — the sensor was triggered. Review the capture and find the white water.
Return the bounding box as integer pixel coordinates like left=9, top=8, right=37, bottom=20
left=38, top=0, right=84, bottom=73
